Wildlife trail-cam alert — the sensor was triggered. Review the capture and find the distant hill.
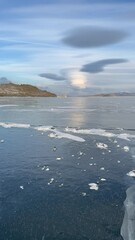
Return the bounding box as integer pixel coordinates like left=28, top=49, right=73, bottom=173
left=92, top=92, right=135, bottom=97
left=0, top=83, right=56, bottom=97
left=0, top=77, right=11, bottom=84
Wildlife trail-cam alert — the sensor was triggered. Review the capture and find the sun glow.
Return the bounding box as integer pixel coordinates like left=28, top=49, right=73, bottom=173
left=70, top=71, right=87, bottom=89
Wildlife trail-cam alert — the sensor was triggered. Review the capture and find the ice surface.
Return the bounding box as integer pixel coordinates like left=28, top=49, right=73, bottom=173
left=121, top=185, right=135, bottom=240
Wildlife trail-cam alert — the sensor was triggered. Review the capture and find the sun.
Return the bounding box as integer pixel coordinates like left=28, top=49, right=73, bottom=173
left=70, top=71, right=87, bottom=89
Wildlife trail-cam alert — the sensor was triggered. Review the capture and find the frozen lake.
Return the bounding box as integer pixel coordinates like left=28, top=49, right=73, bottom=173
left=0, top=97, right=135, bottom=240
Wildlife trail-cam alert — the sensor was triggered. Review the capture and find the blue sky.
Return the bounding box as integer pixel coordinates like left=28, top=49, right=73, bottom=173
left=0, top=0, right=135, bottom=95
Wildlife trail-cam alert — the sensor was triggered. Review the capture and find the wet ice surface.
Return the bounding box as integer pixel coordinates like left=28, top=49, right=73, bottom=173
left=0, top=97, right=135, bottom=240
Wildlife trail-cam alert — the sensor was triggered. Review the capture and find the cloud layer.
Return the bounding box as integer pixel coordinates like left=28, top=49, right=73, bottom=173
left=62, top=26, right=128, bottom=48
left=39, top=73, right=66, bottom=81
left=81, top=59, right=128, bottom=73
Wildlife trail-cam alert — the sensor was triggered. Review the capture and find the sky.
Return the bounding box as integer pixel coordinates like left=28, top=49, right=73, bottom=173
left=0, top=0, right=135, bottom=96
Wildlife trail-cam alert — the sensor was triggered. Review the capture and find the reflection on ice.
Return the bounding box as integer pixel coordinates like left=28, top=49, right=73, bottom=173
left=121, top=186, right=135, bottom=240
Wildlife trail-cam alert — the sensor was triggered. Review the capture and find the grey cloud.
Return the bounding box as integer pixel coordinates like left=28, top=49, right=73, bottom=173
left=81, top=59, right=128, bottom=73
left=62, top=26, right=128, bottom=48
left=39, top=73, right=66, bottom=81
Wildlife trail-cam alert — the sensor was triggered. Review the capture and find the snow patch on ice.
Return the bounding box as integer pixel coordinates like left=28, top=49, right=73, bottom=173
left=0, top=122, right=30, bottom=129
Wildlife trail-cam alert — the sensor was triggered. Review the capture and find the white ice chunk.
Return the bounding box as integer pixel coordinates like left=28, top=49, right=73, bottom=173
left=59, top=183, right=64, bottom=187
left=127, top=170, right=135, bottom=177
left=82, top=192, right=87, bottom=196
left=117, top=134, right=131, bottom=141
left=100, top=167, right=105, bottom=171
left=121, top=185, right=135, bottom=240
left=96, top=142, right=108, bottom=150
left=88, top=183, right=99, bottom=191
left=56, top=157, right=62, bottom=161
left=79, top=151, right=83, bottom=156
left=48, top=178, right=54, bottom=185
left=20, top=186, right=24, bottom=190
left=100, top=178, right=106, bottom=181
left=34, top=126, right=54, bottom=132
left=123, top=146, right=130, bottom=152
left=52, top=130, right=85, bottom=142
left=48, top=132, right=62, bottom=139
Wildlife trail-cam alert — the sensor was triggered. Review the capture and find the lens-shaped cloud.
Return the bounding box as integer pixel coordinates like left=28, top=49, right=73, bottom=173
left=39, top=73, right=66, bottom=81
left=62, top=26, right=128, bottom=48
left=81, top=58, right=128, bottom=73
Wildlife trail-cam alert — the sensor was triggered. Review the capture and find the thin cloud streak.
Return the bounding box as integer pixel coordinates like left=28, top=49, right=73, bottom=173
left=39, top=73, right=66, bottom=81
left=81, top=59, right=128, bottom=73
